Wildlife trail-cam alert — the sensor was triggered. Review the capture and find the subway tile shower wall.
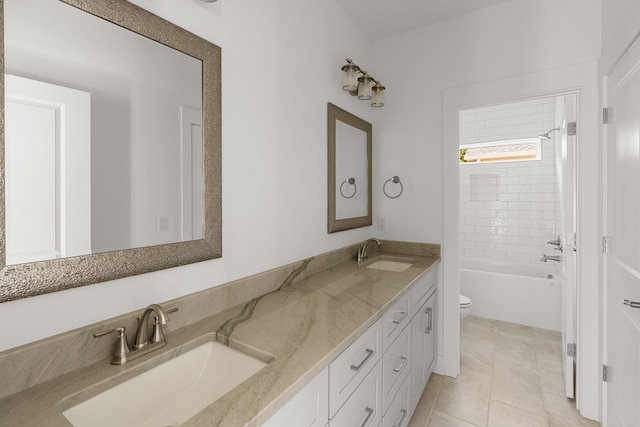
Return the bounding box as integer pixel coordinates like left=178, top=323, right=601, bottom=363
left=459, top=98, right=561, bottom=264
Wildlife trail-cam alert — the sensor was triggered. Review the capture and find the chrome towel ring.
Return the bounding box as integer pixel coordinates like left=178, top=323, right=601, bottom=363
left=383, top=176, right=403, bottom=199
left=340, top=177, right=357, bottom=199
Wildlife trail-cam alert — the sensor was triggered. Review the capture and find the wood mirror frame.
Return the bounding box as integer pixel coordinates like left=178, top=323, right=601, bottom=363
left=327, top=103, right=372, bottom=233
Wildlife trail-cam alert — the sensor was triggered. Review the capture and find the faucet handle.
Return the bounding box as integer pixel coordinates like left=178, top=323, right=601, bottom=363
left=150, top=307, right=178, bottom=344
left=93, top=327, right=131, bottom=365
left=151, top=316, right=165, bottom=344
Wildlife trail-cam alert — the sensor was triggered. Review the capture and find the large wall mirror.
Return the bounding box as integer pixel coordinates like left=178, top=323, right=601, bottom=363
left=327, top=103, right=372, bottom=233
left=0, top=0, right=222, bottom=302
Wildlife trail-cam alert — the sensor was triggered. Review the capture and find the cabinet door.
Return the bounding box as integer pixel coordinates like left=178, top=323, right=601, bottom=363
left=422, top=291, right=437, bottom=383
left=410, top=306, right=425, bottom=412
left=410, top=289, right=437, bottom=412
left=262, top=367, right=329, bottom=427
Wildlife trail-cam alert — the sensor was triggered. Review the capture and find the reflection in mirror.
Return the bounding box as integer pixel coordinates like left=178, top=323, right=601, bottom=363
left=327, top=103, right=372, bottom=233
left=0, top=0, right=222, bottom=302
left=335, top=121, right=368, bottom=220
left=5, top=0, right=203, bottom=264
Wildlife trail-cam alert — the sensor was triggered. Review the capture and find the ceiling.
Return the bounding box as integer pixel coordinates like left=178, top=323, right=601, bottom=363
left=336, top=0, right=512, bottom=41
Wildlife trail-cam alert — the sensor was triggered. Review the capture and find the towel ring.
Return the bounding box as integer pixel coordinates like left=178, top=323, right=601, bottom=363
left=383, top=176, right=403, bottom=199
left=340, top=177, right=357, bottom=199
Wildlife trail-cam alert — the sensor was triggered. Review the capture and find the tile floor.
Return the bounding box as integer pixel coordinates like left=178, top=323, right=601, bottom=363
left=408, top=316, right=601, bottom=427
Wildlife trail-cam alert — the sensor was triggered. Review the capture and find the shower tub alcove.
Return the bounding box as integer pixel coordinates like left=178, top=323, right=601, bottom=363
left=460, top=257, right=563, bottom=331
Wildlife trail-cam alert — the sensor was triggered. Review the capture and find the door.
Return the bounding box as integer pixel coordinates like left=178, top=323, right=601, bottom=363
left=5, top=75, right=91, bottom=264
left=605, top=34, right=640, bottom=427
left=561, top=94, right=578, bottom=399
left=180, top=106, right=203, bottom=240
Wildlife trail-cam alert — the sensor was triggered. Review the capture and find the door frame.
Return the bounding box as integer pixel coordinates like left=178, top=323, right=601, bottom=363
left=442, top=61, right=600, bottom=421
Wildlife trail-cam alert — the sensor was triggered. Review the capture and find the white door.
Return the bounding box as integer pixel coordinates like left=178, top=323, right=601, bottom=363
left=180, top=106, right=203, bottom=241
left=5, top=75, right=91, bottom=264
left=561, top=94, right=578, bottom=399
left=605, top=34, right=640, bottom=427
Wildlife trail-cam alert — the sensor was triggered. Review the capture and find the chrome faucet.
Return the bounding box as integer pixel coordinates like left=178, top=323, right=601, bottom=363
left=541, top=255, right=561, bottom=263
left=547, top=237, right=563, bottom=252
left=357, top=238, right=381, bottom=262
left=93, top=304, right=177, bottom=365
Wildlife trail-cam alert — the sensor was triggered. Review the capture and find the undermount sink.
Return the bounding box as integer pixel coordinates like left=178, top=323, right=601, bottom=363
left=63, top=341, right=267, bottom=427
left=364, top=256, right=417, bottom=272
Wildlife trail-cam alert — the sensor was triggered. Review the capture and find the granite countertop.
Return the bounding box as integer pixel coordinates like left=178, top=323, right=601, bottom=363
left=0, top=252, right=439, bottom=427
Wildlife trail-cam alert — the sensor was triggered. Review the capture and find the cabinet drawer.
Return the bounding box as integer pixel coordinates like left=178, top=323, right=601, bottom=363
left=382, top=323, right=411, bottom=413
left=330, top=360, right=383, bottom=427
left=383, top=375, right=410, bottom=427
left=410, top=269, right=436, bottom=318
left=329, top=318, right=383, bottom=417
left=383, top=292, right=410, bottom=350
left=262, top=367, right=328, bottom=427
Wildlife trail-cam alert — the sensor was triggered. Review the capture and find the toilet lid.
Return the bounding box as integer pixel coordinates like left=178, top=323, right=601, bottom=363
left=460, top=295, right=472, bottom=307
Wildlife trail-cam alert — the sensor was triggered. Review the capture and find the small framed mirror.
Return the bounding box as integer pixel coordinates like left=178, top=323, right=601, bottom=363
left=327, top=103, right=372, bottom=233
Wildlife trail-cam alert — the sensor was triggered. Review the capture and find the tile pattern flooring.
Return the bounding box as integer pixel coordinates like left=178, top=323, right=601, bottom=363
left=408, top=316, right=601, bottom=427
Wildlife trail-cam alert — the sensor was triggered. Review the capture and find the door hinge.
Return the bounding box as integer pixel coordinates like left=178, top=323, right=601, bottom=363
left=602, top=236, right=610, bottom=254
left=603, top=107, right=610, bottom=124
left=603, top=364, right=610, bottom=382
left=567, top=342, right=577, bottom=358
left=567, top=121, right=577, bottom=136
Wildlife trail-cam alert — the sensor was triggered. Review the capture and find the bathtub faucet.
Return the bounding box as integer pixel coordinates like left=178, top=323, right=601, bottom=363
left=541, top=255, right=561, bottom=263
left=547, top=237, right=563, bottom=252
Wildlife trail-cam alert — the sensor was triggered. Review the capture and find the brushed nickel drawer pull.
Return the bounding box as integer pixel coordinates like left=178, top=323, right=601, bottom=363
left=393, top=409, right=408, bottom=427
left=392, top=311, right=408, bottom=325
left=360, top=407, right=374, bottom=427
left=392, top=355, right=408, bottom=373
left=425, top=307, right=433, bottom=333
left=350, top=349, right=375, bottom=371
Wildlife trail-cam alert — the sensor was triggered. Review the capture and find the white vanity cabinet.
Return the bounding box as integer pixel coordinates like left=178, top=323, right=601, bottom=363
left=262, top=263, right=439, bottom=427
left=409, top=270, right=437, bottom=414
left=261, top=367, right=329, bottom=427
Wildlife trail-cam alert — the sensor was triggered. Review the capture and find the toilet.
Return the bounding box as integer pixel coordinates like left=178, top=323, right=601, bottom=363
left=460, top=294, right=472, bottom=320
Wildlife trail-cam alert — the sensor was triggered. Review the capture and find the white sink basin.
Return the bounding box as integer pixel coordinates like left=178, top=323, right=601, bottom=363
left=63, top=341, right=267, bottom=427
left=365, top=257, right=416, bottom=272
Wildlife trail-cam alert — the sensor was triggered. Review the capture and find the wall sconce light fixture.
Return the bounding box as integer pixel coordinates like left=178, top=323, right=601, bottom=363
left=341, top=58, right=385, bottom=107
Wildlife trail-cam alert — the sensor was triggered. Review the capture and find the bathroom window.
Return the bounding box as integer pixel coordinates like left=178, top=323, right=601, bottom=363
left=460, top=138, right=541, bottom=164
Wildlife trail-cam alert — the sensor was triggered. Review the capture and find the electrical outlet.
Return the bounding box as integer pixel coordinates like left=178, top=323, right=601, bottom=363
left=158, top=216, right=169, bottom=232
left=377, top=216, right=386, bottom=231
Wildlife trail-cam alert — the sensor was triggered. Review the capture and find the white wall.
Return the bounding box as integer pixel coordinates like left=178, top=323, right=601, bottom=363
left=373, top=0, right=600, bottom=242
left=371, top=0, right=601, bottom=417
left=0, top=0, right=377, bottom=351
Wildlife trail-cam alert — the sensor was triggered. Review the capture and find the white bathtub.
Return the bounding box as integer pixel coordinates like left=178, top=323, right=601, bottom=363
left=460, top=257, right=563, bottom=331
